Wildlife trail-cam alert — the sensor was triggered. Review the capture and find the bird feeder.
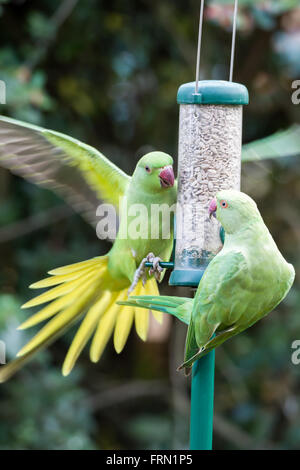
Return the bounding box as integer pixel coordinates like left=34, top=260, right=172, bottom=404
left=168, top=80, right=248, bottom=451
left=145, top=0, right=248, bottom=451
left=169, top=0, right=248, bottom=451
left=169, top=80, right=248, bottom=287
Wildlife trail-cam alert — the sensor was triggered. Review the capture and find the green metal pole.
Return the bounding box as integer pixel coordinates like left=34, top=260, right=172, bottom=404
left=190, top=351, right=215, bottom=450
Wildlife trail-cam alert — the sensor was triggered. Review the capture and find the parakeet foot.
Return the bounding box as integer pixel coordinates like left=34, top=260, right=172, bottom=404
left=128, top=253, right=163, bottom=295
left=148, top=254, right=163, bottom=281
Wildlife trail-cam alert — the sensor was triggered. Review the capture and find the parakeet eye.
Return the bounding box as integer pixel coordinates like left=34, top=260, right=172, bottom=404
left=220, top=200, right=228, bottom=208
left=145, top=166, right=151, bottom=173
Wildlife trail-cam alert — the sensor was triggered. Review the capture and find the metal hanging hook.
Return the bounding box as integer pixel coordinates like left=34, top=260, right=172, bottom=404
left=229, top=0, right=239, bottom=82
left=195, top=0, right=205, bottom=94
left=194, top=0, right=239, bottom=88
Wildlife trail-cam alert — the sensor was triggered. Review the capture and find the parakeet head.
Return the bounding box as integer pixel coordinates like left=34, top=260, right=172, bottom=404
left=209, top=190, right=261, bottom=234
left=133, top=151, right=175, bottom=192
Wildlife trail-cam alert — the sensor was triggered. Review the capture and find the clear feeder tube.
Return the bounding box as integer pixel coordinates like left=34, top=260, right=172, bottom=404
left=170, top=81, right=248, bottom=286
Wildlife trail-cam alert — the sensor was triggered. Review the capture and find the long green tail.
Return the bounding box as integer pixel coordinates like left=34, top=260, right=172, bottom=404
left=183, top=317, right=199, bottom=374
left=179, top=325, right=240, bottom=370
left=118, top=295, right=193, bottom=325
left=121, top=295, right=241, bottom=374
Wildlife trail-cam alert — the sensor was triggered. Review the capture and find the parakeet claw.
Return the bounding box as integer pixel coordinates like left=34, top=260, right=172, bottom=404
left=128, top=253, right=163, bottom=295
left=148, top=255, right=163, bottom=280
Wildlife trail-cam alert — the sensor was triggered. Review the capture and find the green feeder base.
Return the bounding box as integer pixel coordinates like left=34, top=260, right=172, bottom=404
left=169, top=268, right=205, bottom=287
left=169, top=228, right=225, bottom=287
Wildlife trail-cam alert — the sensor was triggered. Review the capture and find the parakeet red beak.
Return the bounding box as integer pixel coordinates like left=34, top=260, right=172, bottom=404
left=159, top=165, right=174, bottom=188
left=209, top=198, right=217, bottom=218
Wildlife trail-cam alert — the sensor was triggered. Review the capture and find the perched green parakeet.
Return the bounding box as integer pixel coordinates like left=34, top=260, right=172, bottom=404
left=0, top=116, right=176, bottom=381
left=120, top=190, right=295, bottom=373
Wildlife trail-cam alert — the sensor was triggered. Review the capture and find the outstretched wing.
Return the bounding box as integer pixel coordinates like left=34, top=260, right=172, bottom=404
left=242, top=125, right=300, bottom=162
left=0, top=116, right=130, bottom=226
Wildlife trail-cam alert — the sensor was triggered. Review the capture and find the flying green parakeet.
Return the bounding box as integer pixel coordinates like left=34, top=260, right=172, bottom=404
left=0, top=116, right=176, bottom=382
left=120, top=190, right=295, bottom=373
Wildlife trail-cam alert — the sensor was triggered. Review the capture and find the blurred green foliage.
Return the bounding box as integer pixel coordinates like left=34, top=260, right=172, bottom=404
left=0, top=0, right=299, bottom=450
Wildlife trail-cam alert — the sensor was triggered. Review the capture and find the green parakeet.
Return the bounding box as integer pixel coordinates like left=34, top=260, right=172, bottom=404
left=120, top=190, right=295, bottom=373
left=0, top=116, right=176, bottom=381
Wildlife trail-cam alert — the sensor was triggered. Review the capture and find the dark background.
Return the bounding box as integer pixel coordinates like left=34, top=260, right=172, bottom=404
left=0, top=0, right=299, bottom=450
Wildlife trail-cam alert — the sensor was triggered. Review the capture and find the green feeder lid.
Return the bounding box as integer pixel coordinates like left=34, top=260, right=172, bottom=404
left=177, top=80, right=249, bottom=105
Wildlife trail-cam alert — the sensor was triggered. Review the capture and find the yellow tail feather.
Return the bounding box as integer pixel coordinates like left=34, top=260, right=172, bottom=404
left=17, top=274, right=100, bottom=357
left=134, top=283, right=150, bottom=342
left=18, top=287, right=86, bottom=330
left=145, top=278, right=163, bottom=324
left=21, top=268, right=99, bottom=308
left=62, top=291, right=118, bottom=376
left=48, top=257, right=102, bottom=275
left=0, top=331, right=61, bottom=383
left=29, top=268, right=93, bottom=289
left=90, top=291, right=127, bottom=363
left=0, top=255, right=164, bottom=381
left=114, top=305, right=135, bottom=353
left=0, top=350, right=40, bottom=383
